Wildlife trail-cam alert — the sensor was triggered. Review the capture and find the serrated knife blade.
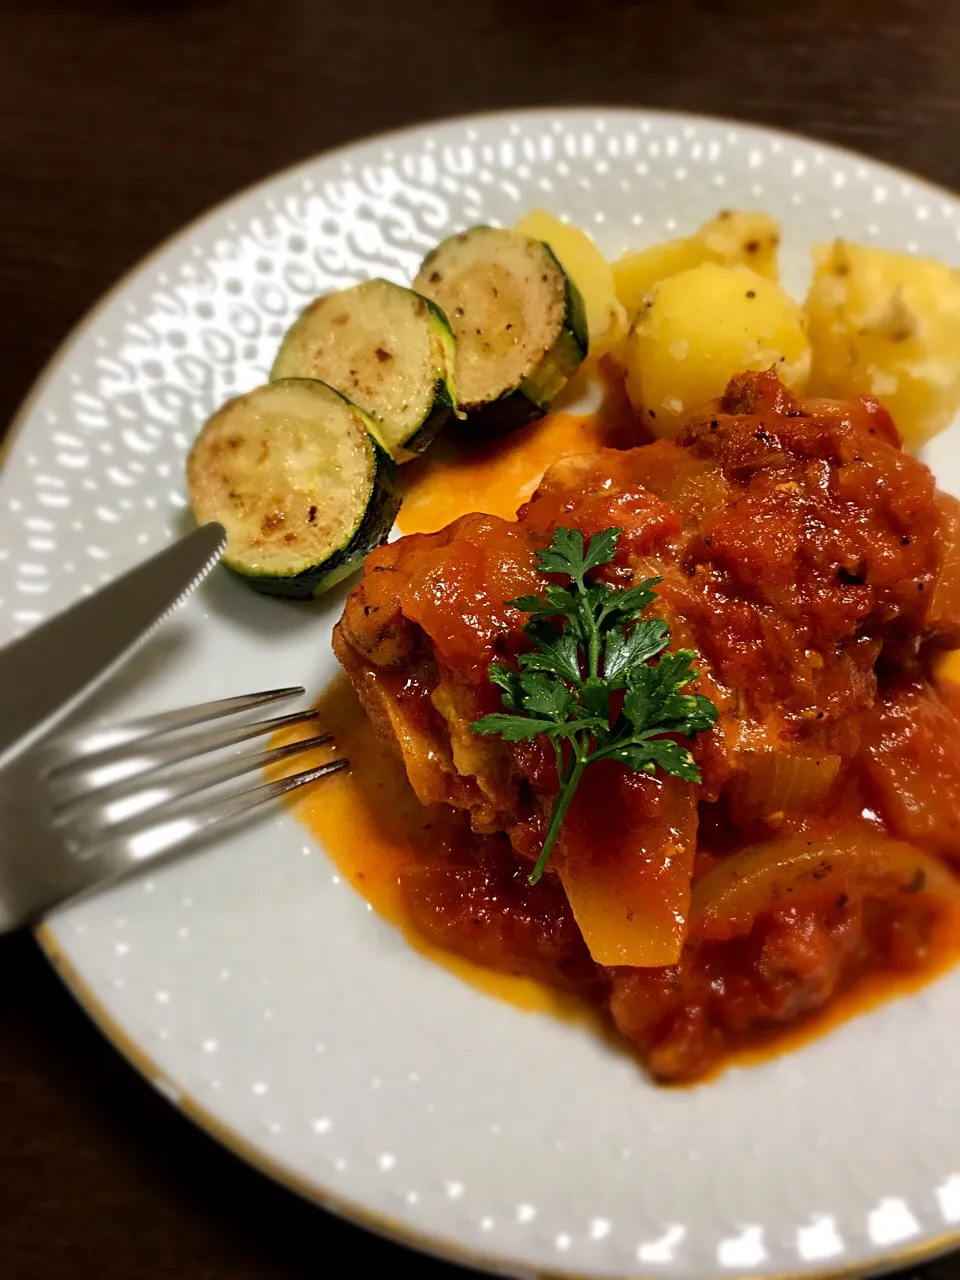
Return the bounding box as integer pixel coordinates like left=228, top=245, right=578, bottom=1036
left=0, top=522, right=226, bottom=769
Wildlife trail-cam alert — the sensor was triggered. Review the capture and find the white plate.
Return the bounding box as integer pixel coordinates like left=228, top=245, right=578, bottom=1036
left=3, top=109, right=960, bottom=1280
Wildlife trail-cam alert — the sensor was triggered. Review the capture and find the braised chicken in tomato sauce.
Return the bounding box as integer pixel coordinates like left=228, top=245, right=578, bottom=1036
left=334, top=372, right=960, bottom=1082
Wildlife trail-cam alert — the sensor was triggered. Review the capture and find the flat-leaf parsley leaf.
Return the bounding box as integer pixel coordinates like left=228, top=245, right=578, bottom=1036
left=470, top=526, right=719, bottom=884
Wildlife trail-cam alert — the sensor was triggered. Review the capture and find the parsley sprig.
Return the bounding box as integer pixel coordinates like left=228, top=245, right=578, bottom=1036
left=470, top=527, right=718, bottom=884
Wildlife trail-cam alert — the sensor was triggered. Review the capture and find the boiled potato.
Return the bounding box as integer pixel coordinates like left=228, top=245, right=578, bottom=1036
left=613, top=236, right=712, bottom=318
left=515, top=209, right=627, bottom=355
left=806, top=240, right=960, bottom=447
left=624, top=261, right=811, bottom=437
left=698, top=209, right=780, bottom=282
left=613, top=210, right=781, bottom=318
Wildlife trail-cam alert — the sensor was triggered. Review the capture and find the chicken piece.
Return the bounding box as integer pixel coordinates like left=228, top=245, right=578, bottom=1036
left=334, top=372, right=959, bottom=971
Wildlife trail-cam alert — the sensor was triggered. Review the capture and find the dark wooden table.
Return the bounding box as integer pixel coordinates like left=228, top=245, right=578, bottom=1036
left=3, top=1, right=960, bottom=1275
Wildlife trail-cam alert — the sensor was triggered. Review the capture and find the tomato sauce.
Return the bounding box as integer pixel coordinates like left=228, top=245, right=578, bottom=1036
left=280, top=673, right=960, bottom=1083
left=280, top=370, right=960, bottom=1083
left=275, top=677, right=604, bottom=1026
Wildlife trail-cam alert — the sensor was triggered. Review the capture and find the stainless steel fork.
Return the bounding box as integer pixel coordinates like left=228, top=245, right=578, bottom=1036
left=0, top=686, right=346, bottom=934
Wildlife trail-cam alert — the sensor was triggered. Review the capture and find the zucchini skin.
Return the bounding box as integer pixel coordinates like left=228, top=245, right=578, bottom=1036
left=528, top=243, right=590, bottom=400
left=225, top=427, right=401, bottom=601
left=270, top=284, right=458, bottom=462
left=419, top=232, right=589, bottom=436
left=392, top=297, right=459, bottom=458
left=468, top=294, right=590, bottom=434
left=489, top=241, right=589, bottom=431
left=189, top=377, right=402, bottom=601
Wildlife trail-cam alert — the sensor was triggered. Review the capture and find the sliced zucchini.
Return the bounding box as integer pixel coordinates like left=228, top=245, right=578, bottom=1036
left=186, top=378, right=400, bottom=600
left=413, top=226, right=589, bottom=434
left=270, top=279, right=457, bottom=462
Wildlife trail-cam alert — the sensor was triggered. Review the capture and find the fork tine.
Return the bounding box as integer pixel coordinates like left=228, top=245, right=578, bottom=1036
left=45, top=687, right=307, bottom=765
left=62, top=732, right=335, bottom=838
left=71, top=758, right=350, bottom=891
left=49, top=707, right=321, bottom=800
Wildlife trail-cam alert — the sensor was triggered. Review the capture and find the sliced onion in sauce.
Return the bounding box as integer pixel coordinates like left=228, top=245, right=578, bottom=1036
left=730, top=751, right=841, bottom=822
left=690, top=831, right=960, bottom=943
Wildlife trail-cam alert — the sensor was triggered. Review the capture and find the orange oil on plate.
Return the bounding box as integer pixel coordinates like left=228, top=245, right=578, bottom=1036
left=395, top=367, right=637, bottom=535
